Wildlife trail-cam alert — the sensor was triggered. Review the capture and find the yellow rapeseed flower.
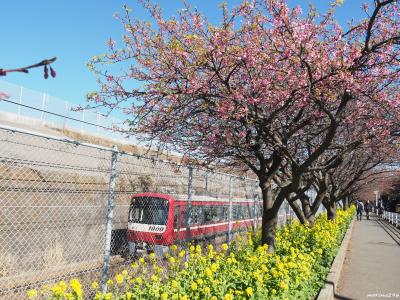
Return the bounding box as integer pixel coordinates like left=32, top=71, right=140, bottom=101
left=70, top=279, right=82, bottom=298
left=115, top=274, right=124, bottom=285
left=91, top=281, right=99, bottom=289
left=27, top=289, right=38, bottom=299
left=58, top=281, right=67, bottom=293
left=224, top=293, right=234, bottom=300
left=161, top=292, right=169, bottom=300
left=279, top=281, right=289, bottom=290
left=52, top=285, right=63, bottom=296
left=195, top=244, right=202, bottom=254
left=205, top=267, right=213, bottom=277
left=191, top=282, right=198, bottom=290
left=211, top=263, right=218, bottom=272
left=246, top=287, right=253, bottom=296
left=171, top=280, right=178, bottom=289
left=104, top=292, right=113, bottom=300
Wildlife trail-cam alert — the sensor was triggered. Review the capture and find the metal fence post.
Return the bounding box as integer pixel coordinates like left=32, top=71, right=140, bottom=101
left=18, top=86, right=23, bottom=116
left=228, top=176, right=233, bottom=244
left=96, top=112, right=100, bottom=134
left=81, top=110, right=85, bottom=134
left=101, top=146, right=118, bottom=293
left=253, top=197, right=257, bottom=232
left=205, top=171, right=208, bottom=192
left=185, top=166, right=193, bottom=245
left=40, top=93, right=46, bottom=121
left=63, top=102, right=68, bottom=130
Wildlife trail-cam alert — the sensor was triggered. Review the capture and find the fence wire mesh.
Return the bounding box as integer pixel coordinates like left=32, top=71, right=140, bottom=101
left=0, top=126, right=113, bottom=299
left=0, top=125, right=296, bottom=299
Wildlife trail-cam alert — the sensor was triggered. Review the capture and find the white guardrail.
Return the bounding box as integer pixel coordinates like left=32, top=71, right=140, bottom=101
left=383, top=210, right=400, bottom=228
left=0, top=80, right=131, bottom=142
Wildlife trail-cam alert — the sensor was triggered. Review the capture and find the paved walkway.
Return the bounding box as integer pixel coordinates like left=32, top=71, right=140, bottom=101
left=336, top=215, right=400, bottom=300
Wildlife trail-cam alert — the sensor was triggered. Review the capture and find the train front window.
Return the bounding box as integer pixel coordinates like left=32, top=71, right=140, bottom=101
left=129, top=197, right=169, bottom=225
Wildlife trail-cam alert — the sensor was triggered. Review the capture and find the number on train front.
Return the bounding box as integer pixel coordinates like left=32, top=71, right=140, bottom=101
left=127, top=195, right=171, bottom=257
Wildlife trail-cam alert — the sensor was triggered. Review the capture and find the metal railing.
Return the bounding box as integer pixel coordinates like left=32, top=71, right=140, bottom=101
left=0, top=80, right=129, bottom=142
left=383, top=210, right=400, bottom=228
left=0, top=123, right=299, bottom=299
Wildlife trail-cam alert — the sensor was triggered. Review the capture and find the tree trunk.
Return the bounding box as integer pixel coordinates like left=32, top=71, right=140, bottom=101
left=261, top=207, right=278, bottom=253
left=260, top=183, right=278, bottom=253
left=308, top=214, right=316, bottom=227
left=300, top=193, right=312, bottom=218
left=342, top=197, right=348, bottom=211
left=323, top=199, right=336, bottom=220
left=289, top=198, right=308, bottom=224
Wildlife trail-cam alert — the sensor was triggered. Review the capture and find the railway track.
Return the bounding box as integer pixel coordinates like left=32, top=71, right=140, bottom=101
left=375, top=217, right=400, bottom=246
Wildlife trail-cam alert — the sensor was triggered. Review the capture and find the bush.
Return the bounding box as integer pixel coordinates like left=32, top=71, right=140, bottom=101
left=28, top=207, right=355, bottom=300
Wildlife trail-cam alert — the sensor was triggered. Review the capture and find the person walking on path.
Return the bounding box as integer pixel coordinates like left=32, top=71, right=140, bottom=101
left=378, top=203, right=383, bottom=219
left=365, top=200, right=372, bottom=220
left=356, top=200, right=364, bottom=221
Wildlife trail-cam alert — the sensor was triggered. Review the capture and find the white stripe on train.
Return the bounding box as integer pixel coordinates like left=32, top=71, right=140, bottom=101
left=172, top=213, right=291, bottom=232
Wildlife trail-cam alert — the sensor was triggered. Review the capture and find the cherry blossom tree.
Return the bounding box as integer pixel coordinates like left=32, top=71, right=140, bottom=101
left=286, top=113, right=399, bottom=224
left=88, top=0, right=400, bottom=251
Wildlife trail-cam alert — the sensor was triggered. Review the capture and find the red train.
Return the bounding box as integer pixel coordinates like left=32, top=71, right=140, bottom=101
left=127, top=192, right=259, bottom=256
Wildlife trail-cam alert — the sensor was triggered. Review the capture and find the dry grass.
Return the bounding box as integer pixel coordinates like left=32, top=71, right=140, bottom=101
left=0, top=253, right=17, bottom=277
left=43, top=243, right=65, bottom=269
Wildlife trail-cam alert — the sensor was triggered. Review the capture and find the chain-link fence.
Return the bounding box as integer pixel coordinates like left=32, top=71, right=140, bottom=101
left=0, top=124, right=296, bottom=299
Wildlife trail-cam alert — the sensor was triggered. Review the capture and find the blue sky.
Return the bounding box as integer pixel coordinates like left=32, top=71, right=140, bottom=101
left=1, top=0, right=367, bottom=109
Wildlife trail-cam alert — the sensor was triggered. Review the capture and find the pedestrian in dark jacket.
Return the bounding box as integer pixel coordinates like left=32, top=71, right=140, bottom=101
left=378, top=204, right=383, bottom=219
left=356, top=200, right=364, bottom=221
left=365, top=200, right=371, bottom=220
